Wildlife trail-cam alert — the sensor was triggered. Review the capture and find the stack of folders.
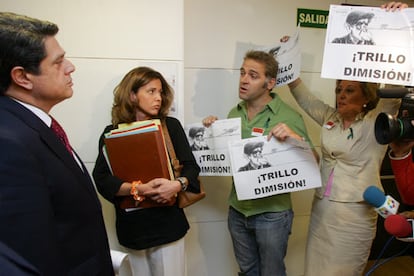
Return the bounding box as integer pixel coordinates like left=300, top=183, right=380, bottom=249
left=103, top=119, right=175, bottom=209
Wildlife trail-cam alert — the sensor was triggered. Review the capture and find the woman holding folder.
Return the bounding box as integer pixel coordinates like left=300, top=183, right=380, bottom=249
left=93, top=66, right=201, bottom=276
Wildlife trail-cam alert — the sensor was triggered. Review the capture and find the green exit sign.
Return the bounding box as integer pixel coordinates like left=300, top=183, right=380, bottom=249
left=297, top=8, right=329, bottom=29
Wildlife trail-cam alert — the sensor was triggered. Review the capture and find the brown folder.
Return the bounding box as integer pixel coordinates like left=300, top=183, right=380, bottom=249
left=104, top=120, right=175, bottom=209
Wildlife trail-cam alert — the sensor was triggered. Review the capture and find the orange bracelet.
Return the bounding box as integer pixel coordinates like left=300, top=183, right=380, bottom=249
left=130, top=181, right=145, bottom=202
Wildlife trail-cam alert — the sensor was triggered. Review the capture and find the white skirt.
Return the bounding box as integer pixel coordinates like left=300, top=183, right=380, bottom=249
left=126, top=238, right=186, bottom=276
left=305, top=196, right=377, bottom=276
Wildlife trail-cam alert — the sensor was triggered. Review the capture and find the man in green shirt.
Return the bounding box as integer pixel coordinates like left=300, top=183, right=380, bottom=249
left=203, top=50, right=315, bottom=276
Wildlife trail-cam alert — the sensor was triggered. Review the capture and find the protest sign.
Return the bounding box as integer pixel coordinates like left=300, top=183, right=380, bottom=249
left=322, top=5, right=414, bottom=86
left=185, top=118, right=241, bottom=176
left=228, top=136, right=321, bottom=200
left=259, top=26, right=301, bottom=87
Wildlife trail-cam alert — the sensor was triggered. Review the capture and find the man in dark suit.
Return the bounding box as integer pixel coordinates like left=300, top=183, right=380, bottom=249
left=0, top=12, right=114, bottom=275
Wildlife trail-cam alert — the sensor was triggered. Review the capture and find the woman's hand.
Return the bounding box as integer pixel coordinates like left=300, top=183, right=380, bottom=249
left=202, top=115, right=218, bottom=127
left=143, top=178, right=180, bottom=204
left=381, top=2, right=408, bottom=11
left=267, top=122, right=303, bottom=142
left=280, top=35, right=290, bottom=43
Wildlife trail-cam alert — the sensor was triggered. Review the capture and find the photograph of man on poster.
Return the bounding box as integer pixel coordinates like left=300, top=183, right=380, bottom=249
left=322, top=4, right=414, bottom=86
left=189, top=126, right=210, bottom=151
left=238, top=141, right=272, bottom=171
left=332, top=10, right=375, bottom=45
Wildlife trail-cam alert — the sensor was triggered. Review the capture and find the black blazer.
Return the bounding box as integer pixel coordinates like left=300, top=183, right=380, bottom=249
left=0, top=97, right=114, bottom=276
left=93, top=117, right=201, bottom=250
left=0, top=241, right=40, bottom=275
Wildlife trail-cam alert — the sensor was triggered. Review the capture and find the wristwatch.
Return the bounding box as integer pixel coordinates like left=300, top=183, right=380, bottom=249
left=176, top=177, right=188, bottom=192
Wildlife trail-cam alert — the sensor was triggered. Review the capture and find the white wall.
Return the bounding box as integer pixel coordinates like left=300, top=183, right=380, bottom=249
left=3, top=0, right=413, bottom=275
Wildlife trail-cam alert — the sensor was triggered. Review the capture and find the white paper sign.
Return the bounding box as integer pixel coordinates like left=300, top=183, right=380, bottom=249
left=258, top=26, right=301, bottom=87
left=321, top=5, right=414, bottom=86
left=228, top=136, right=321, bottom=200
left=185, top=118, right=241, bottom=176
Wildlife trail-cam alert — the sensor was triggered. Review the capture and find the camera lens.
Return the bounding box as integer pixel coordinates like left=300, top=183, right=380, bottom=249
left=374, top=112, right=401, bottom=144
left=375, top=112, right=414, bottom=144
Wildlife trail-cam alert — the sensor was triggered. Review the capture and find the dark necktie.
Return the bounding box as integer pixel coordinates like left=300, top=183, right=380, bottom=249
left=50, top=117, right=72, bottom=153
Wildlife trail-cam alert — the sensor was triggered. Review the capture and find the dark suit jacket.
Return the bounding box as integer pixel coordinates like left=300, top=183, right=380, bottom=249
left=0, top=241, right=40, bottom=276
left=0, top=97, right=114, bottom=276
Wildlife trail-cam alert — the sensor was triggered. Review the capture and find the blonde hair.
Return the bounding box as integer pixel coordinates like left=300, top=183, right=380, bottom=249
left=336, top=80, right=379, bottom=113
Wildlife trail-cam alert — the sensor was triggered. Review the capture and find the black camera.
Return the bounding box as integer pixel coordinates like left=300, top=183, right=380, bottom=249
left=374, top=88, right=414, bottom=145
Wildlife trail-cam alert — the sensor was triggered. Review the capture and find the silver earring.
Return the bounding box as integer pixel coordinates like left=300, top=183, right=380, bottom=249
left=363, top=104, right=367, bottom=108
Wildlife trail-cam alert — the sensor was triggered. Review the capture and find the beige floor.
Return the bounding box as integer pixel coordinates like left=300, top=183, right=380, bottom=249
left=363, top=256, right=414, bottom=276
